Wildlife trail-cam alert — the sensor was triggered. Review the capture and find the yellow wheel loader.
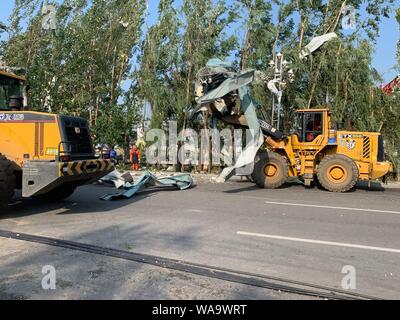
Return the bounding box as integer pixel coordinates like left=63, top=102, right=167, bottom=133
left=253, top=109, right=393, bottom=192
left=0, top=69, right=114, bottom=207
left=218, top=105, right=394, bottom=193
left=194, top=61, right=393, bottom=193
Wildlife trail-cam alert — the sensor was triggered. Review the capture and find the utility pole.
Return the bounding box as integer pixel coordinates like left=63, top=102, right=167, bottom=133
left=268, top=52, right=294, bottom=130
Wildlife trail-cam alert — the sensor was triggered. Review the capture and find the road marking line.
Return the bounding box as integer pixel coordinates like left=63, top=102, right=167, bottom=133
left=264, top=201, right=400, bottom=215
left=237, top=232, right=400, bottom=254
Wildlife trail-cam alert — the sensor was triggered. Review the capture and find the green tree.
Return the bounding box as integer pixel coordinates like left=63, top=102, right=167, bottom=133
left=139, top=0, right=238, bottom=131
left=139, top=0, right=182, bottom=129
left=264, top=0, right=396, bottom=129
left=3, top=0, right=145, bottom=149
left=397, top=8, right=400, bottom=66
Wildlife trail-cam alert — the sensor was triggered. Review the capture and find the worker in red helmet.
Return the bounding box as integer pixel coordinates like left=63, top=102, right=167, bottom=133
left=130, top=146, right=141, bottom=171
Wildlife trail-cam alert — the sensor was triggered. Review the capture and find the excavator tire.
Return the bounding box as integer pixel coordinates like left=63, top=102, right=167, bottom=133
left=0, top=155, right=15, bottom=208
left=317, top=154, right=359, bottom=193
left=250, top=151, right=263, bottom=183
left=253, top=152, right=289, bottom=189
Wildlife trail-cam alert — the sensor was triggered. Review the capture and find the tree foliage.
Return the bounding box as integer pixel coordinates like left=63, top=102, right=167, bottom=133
left=2, top=0, right=144, bottom=148
left=139, top=0, right=237, bottom=130
left=0, top=0, right=399, bottom=171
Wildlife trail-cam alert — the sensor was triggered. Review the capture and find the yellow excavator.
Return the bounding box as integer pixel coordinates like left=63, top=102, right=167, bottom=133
left=253, top=108, right=393, bottom=192
left=0, top=68, right=114, bottom=207
left=195, top=60, right=393, bottom=192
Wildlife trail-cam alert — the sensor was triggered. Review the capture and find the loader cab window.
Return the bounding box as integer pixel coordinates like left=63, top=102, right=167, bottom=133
left=297, top=112, right=323, bottom=142
left=0, top=74, right=24, bottom=110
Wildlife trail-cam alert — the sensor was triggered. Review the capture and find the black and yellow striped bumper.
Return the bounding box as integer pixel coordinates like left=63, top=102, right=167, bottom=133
left=59, top=159, right=114, bottom=177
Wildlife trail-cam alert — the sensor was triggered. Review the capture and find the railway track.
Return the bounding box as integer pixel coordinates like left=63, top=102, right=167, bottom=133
left=0, top=229, right=382, bottom=300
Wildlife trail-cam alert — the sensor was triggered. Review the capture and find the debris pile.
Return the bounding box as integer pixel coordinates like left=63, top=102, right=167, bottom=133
left=193, top=59, right=280, bottom=182
left=100, top=170, right=193, bottom=201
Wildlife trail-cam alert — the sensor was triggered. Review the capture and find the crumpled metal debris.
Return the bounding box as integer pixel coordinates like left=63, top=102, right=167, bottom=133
left=100, top=171, right=193, bottom=201
left=99, top=170, right=134, bottom=189
left=194, top=59, right=282, bottom=183
left=299, top=32, right=338, bottom=59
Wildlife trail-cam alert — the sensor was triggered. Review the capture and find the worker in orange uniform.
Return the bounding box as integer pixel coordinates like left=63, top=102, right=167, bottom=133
left=130, top=146, right=141, bottom=171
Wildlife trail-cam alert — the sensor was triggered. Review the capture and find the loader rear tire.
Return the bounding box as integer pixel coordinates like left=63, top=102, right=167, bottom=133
left=0, top=155, right=15, bottom=208
left=32, top=184, right=77, bottom=202
left=317, top=154, right=359, bottom=193
left=253, top=152, right=289, bottom=189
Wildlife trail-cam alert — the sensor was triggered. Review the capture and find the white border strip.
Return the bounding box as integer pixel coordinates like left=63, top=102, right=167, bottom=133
left=264, top=201, right=400, bottom=215
left=237, top=231, right=400, bottom=254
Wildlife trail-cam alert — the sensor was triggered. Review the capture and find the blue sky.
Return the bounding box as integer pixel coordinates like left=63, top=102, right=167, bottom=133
left=0, top=0, right=399, bottom=83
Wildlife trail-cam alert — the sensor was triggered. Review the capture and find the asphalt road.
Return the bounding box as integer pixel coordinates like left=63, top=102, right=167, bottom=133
left=0, top=178, right=399, bottom=300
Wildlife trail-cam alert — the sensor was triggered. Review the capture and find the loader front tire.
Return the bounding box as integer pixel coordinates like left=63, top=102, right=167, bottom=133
left=0, top=155, right=15, bottom=208
left=253, top=152, right=289, bottom=189
left=317, top=154, right=359, bottom=193
left=32, top=184, right=77, bottom=202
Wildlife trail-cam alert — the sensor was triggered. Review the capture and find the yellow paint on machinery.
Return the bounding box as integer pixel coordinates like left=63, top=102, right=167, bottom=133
left=0, top=111, right=62, bottom=166
left=253, top=109, right=393, bottom=192
left=59, top=159, right=114, bottom=176
left=0, top=69, right=114, bottom=206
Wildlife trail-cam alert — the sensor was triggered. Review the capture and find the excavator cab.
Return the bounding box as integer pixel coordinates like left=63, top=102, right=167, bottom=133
left=297, top=111, right=323, bottom=143
left=291, top=109, right=329, bottom=147
left=0, top=70, right=27, bottom=111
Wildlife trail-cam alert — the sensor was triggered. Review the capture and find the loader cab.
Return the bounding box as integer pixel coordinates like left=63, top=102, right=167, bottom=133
left=0, top=70, right=28, bottom=111
left=294, top=109, right=329, bottom=144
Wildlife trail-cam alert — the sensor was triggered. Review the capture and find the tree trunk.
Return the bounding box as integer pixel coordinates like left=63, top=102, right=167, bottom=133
left=307, top=52, right=326, bottom=109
